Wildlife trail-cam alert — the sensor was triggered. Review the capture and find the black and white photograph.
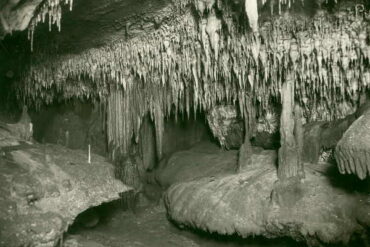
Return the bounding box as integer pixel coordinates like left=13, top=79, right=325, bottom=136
left=0, top=0, right=369, bottom=246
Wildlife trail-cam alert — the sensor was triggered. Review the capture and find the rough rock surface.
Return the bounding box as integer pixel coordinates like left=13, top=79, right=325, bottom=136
left=252, top=131, right=280, bottom=150
left=335, top=109, right=370, bottom=179
left=165, top=152, right=370, bottom=246
left=304, top=101, right=370, bottom=164
left=32, top=103, right=107, bottom=156
left=63, top=202, right=301, bottom=247
left=0, top=128, right=131, bottom=247
left=0, top=0, right=43, bottom=37
left=206, top=106, right=244, bottom=149
left=153, top=141, right=277, bottom=189
left=34, top=0, right=177, bottom=53
left=303, top=117, right=356, bottom=164
left=64, top=205, right=202, bottom=247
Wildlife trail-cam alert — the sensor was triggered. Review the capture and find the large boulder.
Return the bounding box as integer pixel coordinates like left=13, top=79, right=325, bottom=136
left=335, top=109, right=370, bottom=179
left=165, top=156, right=370, bottom=246
left=0, top=128, right=131, bottom=247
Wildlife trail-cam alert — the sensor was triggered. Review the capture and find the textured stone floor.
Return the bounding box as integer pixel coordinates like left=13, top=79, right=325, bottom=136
left=64, top=203, right=301, bottom=247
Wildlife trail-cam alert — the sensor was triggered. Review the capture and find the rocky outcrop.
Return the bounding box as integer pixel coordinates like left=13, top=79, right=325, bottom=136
left=335, top=110, right=370, bottom=180
left=0, top=128, right=131, bottom=247
left=207, top=105, right=281, bottom=150
left=165, top=153, right=370, bottom=246
left=303, top=116, right=357, bottom=164
left=301, top=101, right=370, bottom=164
left=206, top=105, right=244, bottom=149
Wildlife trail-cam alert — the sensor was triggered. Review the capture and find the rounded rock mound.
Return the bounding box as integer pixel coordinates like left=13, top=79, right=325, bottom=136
left=164, top=154, right=370, bottom=246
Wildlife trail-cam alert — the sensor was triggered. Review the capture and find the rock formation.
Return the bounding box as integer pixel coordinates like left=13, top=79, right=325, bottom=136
left=206, top=105, right=244, bottom=150
left=0, top=0, right=370, bottom=246
left=165, top=155, right=370, bottom=246
left=0, top=127, right=131, bottom=247
left=335, top=109, right=370, bottom=180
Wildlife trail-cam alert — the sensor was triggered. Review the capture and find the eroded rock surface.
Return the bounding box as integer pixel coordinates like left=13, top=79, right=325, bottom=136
left=335, top=109, right=370, bottom=179
left=0, top=128, right=131, bottom=247
left=304, top=101, right=370, bottom=164
left=303, top=113, right=360, bottom=164
left=165, top=150, right=370, bottom=246
left=206, top=105, right=244, bottom=149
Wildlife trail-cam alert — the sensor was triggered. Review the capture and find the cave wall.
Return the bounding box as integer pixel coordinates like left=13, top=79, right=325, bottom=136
left=162, top=114, right=211, bottom=158
left=31, top=103, right=211, bottom=165
left=30, top=102, right=107, bottom=156
left=139, top=113, right=212, bottom=172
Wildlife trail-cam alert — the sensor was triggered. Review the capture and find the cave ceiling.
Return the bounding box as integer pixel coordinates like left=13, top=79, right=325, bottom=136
left=40, top=0, right=175, bottom=53
left=1, top=0, right=175, bottom=54
left=1, top=0, right=368, bottom=54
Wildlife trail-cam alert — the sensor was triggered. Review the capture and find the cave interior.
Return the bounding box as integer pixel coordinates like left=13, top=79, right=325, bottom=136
left=0, top=0, right=370, bottom=246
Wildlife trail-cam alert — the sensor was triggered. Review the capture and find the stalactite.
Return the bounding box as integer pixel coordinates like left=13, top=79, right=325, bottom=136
left=17, top=3, right=370, bottom=158
left=27, top=0, right=74, bottom=51
left=245, top=0, right=259, bottom=32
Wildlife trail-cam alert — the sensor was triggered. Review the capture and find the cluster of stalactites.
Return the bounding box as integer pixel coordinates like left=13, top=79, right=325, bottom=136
left=106, top=82, right=169, bottom=160
left=28, top=0, right=73, bottom=51
left=21, top=3, right=370, bottom=155
left=24, top=5, right=370, bottom=118
left=192, top=0, right=312, bottom=32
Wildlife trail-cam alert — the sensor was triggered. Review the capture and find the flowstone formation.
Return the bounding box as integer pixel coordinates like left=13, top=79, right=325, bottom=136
left=335, top=109, right=370, bottom=179
left=0, top=127, right=131, bottom=247
left=164, top=159, right=370, bottom=246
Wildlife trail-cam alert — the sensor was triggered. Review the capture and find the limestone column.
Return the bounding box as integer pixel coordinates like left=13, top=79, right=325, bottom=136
left=237, top=98, right=254, bottom=173
left=277, top=75, right=304, bottom=180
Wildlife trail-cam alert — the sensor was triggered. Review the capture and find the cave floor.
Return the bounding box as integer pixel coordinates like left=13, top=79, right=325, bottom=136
left=64, top=203, right=301, bottom=247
